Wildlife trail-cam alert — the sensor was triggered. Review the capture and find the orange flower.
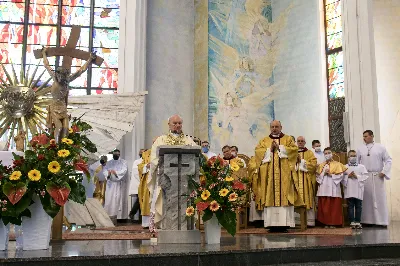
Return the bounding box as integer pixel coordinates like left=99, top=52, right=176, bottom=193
left=186, top=206, right=195, bottom=216
left=228, top=193, right=238, bottom=202
left=209, top=200, right=220, bottom=212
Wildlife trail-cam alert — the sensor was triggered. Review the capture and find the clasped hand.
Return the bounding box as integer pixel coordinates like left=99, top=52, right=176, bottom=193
left=348, top=171, right=357, bottom=179
left=108, top=170, right=117, bottom=176
left=271, top=141, right=279, bottom=152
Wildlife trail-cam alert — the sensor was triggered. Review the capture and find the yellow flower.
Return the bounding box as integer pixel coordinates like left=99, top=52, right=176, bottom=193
left=201, top=190, right=211, bottom=200
left=186, top=206, right=195, bottom=216
left=209, top=200, right=220, bottom=212
left=48, top=161, right=61, bottom=174
left=68, top=128, right=73, bottom=134
left=219, top=188, right=229, bottom=197
left=61, top=138, right=74, bottom=145
left=10, top=171, right=22, bottom=181
left=225, top=176, right=234, bottom=182
left=228, top=192, right=238, bottom=202
left=230, top=162, right=240, bottom=172
left=57, top=149, right=70, bottom=158
left=28, top=169, right=41, bottom=181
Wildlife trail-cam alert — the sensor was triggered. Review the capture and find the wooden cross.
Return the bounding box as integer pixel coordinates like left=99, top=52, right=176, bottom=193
left=33, top=26, right=104, bottom=69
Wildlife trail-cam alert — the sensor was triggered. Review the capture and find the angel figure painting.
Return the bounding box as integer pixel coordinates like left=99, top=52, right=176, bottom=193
left=208, top=0, right=293, bottom=154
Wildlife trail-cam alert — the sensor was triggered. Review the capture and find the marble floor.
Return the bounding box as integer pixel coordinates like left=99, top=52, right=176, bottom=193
left=1, top=223, right=400, bottom=264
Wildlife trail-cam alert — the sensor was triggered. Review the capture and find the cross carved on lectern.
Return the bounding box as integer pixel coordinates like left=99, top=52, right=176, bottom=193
left=169, top=157, right=191, bottom=230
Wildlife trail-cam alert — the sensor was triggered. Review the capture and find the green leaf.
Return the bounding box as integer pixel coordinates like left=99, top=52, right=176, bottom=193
left=39, top=193, right=61, bottom=218
left=216, top=210, right=237, bottom=237
left=202, top=209, right=213, bottom=222
left=23, top=150, right=36, bottom=158
left=68, top=181, right=86, bottom=204
left=15, top=192, right=32, bottom=215
left=20, top=208, right=31, bottom=218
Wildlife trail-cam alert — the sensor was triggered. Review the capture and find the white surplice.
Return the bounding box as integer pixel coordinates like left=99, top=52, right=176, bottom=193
left=312, top=149, right=325, bottom=165
left=316, top=164, right=344, bottom=198
left=203, top=150, right=217, bottom=159
left=129, top=158, right=142, bottom=195
left=342, top=164, right=369, bottom=200
left=357, top=143, right=392, bottom=225
left=101, top=159, right=129, bottom=219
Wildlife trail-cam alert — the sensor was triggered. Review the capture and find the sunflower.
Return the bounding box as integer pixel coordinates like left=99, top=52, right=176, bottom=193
left=68, top=128, right=73, bottom=134
left=186, top=206, right=195, bottom=216
left=57, top=149, right=70, bottom=158
left=228, top=192, right=238, bottom=202
left=209, top=200, right=220, bottom=212
left=28, top=169, right=41, bottom=181
left=61, top=138, right=74, bottom=145
left=219, top=188, right=229, bottom=197
left=50, top=139, right=56, bottom=145
left=225, top=176, right=234, bottom=182
left=10, top=171, right=22, bottom=181
left=230, top=162, right=240, bottom=172
left=48, top=161, right=61, bottom=174
left=201, top=190, right=211, bottom=200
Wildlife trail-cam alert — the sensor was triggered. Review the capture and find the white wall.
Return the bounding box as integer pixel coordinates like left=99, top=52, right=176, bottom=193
left=373, top=0, right=400, bottom=221
left=272, top=0, right=328, bottom=148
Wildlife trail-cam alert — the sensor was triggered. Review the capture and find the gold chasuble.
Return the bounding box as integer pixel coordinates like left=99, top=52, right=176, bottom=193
left=93, top=165, right=107, bottom=205
left=296, top=148, right=317, bottom=210
left=248, top=133, right=303, bottom=211
left=138, top=149, right=151, bottom=216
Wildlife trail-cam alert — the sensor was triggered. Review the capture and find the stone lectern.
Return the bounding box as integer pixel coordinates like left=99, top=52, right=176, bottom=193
left=157, top=145, right=201, bottom=244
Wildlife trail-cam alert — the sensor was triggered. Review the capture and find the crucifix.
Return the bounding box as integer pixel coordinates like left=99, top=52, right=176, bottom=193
left=34, top=26, right=104, bottom=142
left=33, top=26, right=104, bottom=241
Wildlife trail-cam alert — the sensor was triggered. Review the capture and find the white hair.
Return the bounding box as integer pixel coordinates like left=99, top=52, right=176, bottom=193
left=168, top=114, right=183, bottom=123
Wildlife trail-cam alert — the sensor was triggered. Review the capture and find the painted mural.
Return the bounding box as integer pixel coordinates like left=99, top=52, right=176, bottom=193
left=208, top=0, right=292, bottom=155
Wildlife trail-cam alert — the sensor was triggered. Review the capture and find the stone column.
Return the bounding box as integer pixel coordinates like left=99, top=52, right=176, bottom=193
left=342, top=0, right=380, bottom=148
left=118, top=0, right=147, bottom=167
left=118, top=0, right=147, bottom=214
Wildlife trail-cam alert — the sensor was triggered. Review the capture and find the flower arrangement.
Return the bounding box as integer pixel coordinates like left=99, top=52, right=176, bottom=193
left=186, top=155, right=249, bottom=236
left=0, top=118, right=96, bottom=225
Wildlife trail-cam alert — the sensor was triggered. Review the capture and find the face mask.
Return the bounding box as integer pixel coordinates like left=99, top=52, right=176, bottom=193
left=113, top=155, right=120, bottom=160
left=202, top=147, right=209, bottom=153
left=314, top=147, right=321, bottom=152
left=325, top=154, right=332, bottom=160
left=231, top=152, right=237, bottom=157
left=349, top=157, right=357, bottom=164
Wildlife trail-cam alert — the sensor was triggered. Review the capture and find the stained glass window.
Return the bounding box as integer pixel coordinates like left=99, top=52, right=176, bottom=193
left=0, top=0, right=120, bottom=93
left=324, top=0, right=346, bottom=152
left=324, top=0, right=344, bottom=100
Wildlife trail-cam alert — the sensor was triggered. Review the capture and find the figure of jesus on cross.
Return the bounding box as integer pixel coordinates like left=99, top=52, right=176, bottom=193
left=34, top=26, right=104, bottom=142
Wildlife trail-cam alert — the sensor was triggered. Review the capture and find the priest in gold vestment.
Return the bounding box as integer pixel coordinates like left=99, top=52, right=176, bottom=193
left=138, top=149, right=151, bottom=228
left=148, top=115, right=198, bottom=228
left=90, top=155, right=108, bottom=205
left=296, top=136, right=317, bottom=226
left=248, top=120, right=303, bottom=232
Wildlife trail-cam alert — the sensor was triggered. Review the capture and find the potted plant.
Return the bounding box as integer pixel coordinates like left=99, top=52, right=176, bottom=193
left=186, top=155, right=249, bottom=243
left=0, top=119, right=96, bottom=250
